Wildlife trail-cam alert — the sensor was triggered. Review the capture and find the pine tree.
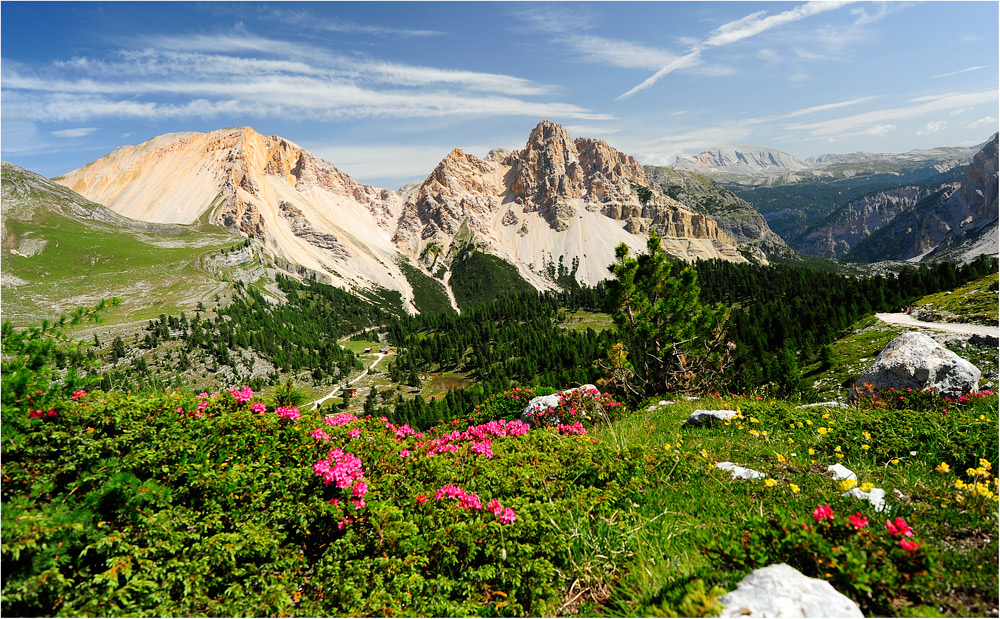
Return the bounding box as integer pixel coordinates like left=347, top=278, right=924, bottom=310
left=606, top=231, right=732, bottom=397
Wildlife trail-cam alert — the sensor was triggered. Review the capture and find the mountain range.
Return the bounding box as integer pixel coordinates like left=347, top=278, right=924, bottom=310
left=3, top=122, right=996, bottom=323
left=47, top=121, right=777, bottom=314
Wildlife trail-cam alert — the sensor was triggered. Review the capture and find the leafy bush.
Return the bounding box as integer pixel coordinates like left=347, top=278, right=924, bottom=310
left=1, top=383, right=671, bottom=617
left=703, top=504, right=934, bottom=616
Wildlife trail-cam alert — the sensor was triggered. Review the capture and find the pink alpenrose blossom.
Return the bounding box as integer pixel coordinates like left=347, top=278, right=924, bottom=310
left=812, top=505, right=834, bottom=522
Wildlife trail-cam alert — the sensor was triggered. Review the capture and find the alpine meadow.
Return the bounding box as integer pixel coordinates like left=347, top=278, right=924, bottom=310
left=2, top=2, right=998, bottom=618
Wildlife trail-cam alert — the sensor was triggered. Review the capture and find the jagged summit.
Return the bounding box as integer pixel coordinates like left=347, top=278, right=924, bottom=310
left=53, top=120, right=758, bottom=314
left=674, top=145, right=810, bottom=176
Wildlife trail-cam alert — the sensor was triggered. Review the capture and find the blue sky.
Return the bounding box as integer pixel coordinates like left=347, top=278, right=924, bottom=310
left=2, top=1, right=997, bottom=188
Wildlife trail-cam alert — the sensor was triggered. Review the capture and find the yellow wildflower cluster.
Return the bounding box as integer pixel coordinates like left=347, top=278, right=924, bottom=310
left=839, top=478, right=858, bottom=492
left=946, top=458, right=999, bottom=502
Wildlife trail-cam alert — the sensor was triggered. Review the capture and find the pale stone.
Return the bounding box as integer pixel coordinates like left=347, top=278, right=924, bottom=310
left=843, top=486, right=889, bottom=512
left=719, top=563, right=863, bottom=618
left=852, top=331, right=980, bottom=398
left=827, top=464, right=856, bottom=480
left=716, top=461, right=765, bottom=480
left=685, top=409, right=738, bottom=427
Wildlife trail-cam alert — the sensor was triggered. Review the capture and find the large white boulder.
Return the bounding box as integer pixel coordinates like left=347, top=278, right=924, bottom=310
left=719, top=563, right=863, bottom=618
left=852, top=331, right=980, bottom=398
left=521, top=384, right=599, bottom=427
left=685, top=409, right=738, bottom=427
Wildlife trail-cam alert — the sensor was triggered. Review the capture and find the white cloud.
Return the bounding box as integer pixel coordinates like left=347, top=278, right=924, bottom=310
left=916, top=120, right=946, bottom=135
left=618, top=1, right=852, bottom=99
left=931, top=65, right=986, bottom=79
left=866, top=124, right=895, bottom=137
left=781, top=96, right=877, bottom=119
left=511, top=4, right=596, bottom=34
left=786, top=89, right=998, bottom=136
left=968, top=116, right=997, bottom=129
left=562, top=124, right=622, bottom=138
left=2, top=34, right=610, bottom=124
left=562, top=36, right=683, bottom=71
left=50, top=127, right=98, bottom=138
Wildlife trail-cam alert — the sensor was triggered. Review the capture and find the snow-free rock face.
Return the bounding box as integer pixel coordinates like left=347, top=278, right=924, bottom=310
left=718, top=563, right=864, bottom=618
left=396, top=120, right=747, bottom=289
left=520, top=384, right=599, bottom=427
left=684, top=409, right=738, bottom=427
left=794, top=186, right=937, bottom=260
left=674, top=145, right=811, bottom=176
left=55, top=127, right=414, bottom=308
left=852, top=331, right=981, bottom=398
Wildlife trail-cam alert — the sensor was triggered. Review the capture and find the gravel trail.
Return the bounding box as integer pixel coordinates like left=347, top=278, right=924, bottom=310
left=875, top=313, right=999, bottom=338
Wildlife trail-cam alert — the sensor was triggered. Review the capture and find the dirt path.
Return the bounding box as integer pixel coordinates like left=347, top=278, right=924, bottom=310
left=875, top=313, right=999, bottom=338
left=309, top=353, right=385, bottom=410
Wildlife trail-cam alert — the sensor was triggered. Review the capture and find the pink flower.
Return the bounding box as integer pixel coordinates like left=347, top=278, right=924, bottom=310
left=325, top=413, right=357, bottom=426
left=276, top=406, right=301, bottom=420
left=228, top=386, right=254, bottom=404
left=177, top=406, right=185, bottom=414
left=885, top=517, right=913, bottom=537
left=311, top=428, right=331, bottom=442
left=899, top=539, right=923, bottom=553
left=399, top=449, right=411, bottom=458
left=250, top=402, right=267, bottom=413
left=348, top=427, right=361, bottom=439
left=415, top=494, right=428, bottom=504
left=352, top=480, right=369, bottom=499
left=45, top=409, right=57, bottom=418
left=330, top=498, right=340, bottom=505
left=352, top=498, right=366, bottom=511
left=71, top=390, right=87, bottom=401
left=337, top=517, right=352, bottom=531
left=812, top=505, right=834, bottom=522
left=848, top=513, right=868, bottom=530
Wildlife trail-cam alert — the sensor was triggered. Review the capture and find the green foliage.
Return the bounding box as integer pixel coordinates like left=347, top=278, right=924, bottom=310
left=450, top=250, right=534, bottom=311
left=1, top=299, right=120, bottom=414
left=397, top=257, right=455, bottom=315
left=1, top=386, right=665, bottom=617
left=704, top=506, right=934, bottom=616
left=607, top=232, right=732, bottom=399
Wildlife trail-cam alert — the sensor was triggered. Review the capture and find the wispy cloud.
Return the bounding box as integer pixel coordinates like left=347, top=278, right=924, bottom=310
left=931, top=65, right=986, bottom=79
left=618, top=1, right=852, bottom=99
left=269, top=9, right=445, bottom=38
left=786, top=89, right=998, bottom=136
left=967, top=116, right=997, bottom=129
left=562, top=36, right=683, bottom=71
left=916, top=120, right=947, bottom=135
left=3, top=33, right=609, bottom=124
left=780, top=96, right=877, bottom=119
left=511, top=4, right=597, bottom=34
left=51, top=127, right=98, bottom=138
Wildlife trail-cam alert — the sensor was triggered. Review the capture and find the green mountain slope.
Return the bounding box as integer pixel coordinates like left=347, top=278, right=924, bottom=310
left=1, top=162, right=241, bottom=325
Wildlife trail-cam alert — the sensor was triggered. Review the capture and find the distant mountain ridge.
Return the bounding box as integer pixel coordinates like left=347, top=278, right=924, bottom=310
left=673, top=142, right=982, bottom=186
left=50, top=122, right=766, bottom=314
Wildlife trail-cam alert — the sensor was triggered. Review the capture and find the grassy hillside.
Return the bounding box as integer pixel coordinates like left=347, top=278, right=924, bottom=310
left=449, top=249, right=535, bottom=311
left=1, top=162, right=239, bottom=325
left=911, top=272, right=999, bottom=325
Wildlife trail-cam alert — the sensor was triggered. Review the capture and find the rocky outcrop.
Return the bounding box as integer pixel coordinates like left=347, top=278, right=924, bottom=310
left=685, top=409, right=738, bottom=427
left=645, top=166, right=790, bottom=259
left=851, top=331, right=981, bottom=398
left=845, top=134, right=998, bottom=263
left=718, top=564, right=864, bottom=618
left=794, top=186, right=936, bottom=259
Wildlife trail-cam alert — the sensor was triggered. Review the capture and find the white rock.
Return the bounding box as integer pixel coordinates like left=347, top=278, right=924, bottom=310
left=685, top=409, right=738, bottom=427
left=852, top=331, right=980, bottom=398
left=719, top=563, right=863, bottom=618
left=659, top=400, right=672, bottom=406
left=716, top=461, right=766, bottom=480
left=843, top=486, right=889, bottom=512
left=827, top=464, right=857, bottom=480
left=521, top=384, right=599, bottom=427
left=795, top=401, right=850, bottom=409
left=683, top=396, right=699, bottom=401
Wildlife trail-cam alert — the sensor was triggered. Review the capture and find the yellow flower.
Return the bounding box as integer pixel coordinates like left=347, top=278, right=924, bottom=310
left=787, top=438, right=795, bottom=444
left=764, top=478, right=778, bottom=487
left=840, top=478, right=857, bottom=492
left=822, top=413, right=830, bottom=419
left=664, top=443, right=672, bottom=450
left=979, top=458, right=992, bottom=471
left=836, top=453, right=845, bottom=459
left=805, top=420, right=813, bottom=426
left=817, top=427, right=828, bottom=435
left=796, top=422, right=804, bottom=428
left=789, top=483, right=801, bottom=493
left=891, top=459, right=899, bottom=465
left=935, top=462, right=951, bottom=474
left=860, top=482, right=874, bottom=492
left=735, top=406, right=741, bottom=413
left=749, top=429, right=760, bottom=437
left=776, top=453, right=786, bottom=463
left=808, top=448, right=816, bottom=455
left=862, top=431, right=871, bottom=441
left=980, top=415, right=987, bottom=420
left=761, top=431, right=769, bottom=437
left=954, top=479, right=966, bottom=489
left=861, top=444, right=870, bottom=451
left=955, top=492, right=965, bottom=503
left=700, top=449, right=709, bottom=459
left=834, top=445, right=842, bottom=452
left=749, top=416, right=760, bottom=423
